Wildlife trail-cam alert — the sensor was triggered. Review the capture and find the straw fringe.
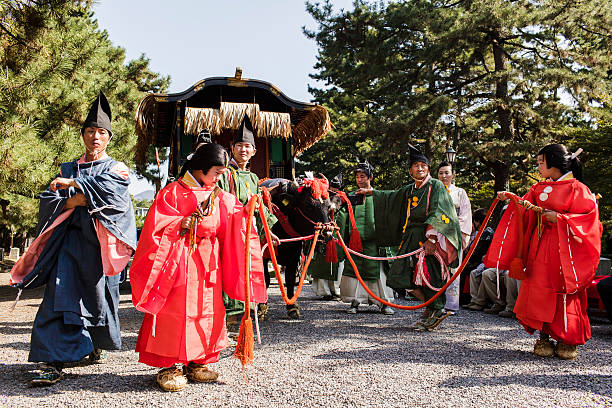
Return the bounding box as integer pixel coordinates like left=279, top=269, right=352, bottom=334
left=184, top=104, right=291, bottom=139
left=257, top=111, right=291, bottom=138
left=184, top=107, right=221, bottom=135
left=292, top=105, right=331, bottom=155
left=134, top=93, right=159, bottom=165
left=220, top=102, right=260, bottom=130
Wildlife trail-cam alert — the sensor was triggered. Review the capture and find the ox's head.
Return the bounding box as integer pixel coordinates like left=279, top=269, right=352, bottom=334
left=272, top=176, right=342, bottom=240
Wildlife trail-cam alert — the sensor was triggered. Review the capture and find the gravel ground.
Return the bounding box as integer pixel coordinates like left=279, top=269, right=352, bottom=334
left=1, top=272, right=611, bottom=408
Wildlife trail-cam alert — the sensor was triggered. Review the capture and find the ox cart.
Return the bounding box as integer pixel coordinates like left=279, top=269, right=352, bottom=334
left=134, top=67, right=331, bottom=181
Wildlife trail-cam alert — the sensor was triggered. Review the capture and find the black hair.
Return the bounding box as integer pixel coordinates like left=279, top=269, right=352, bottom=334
left=182, top=143, right=229, bottom=177
left=437, top=161, right=454, bottom=173
left=537, top=144, right=583, bottom=182
left=473, top=208, right=486, bottom=225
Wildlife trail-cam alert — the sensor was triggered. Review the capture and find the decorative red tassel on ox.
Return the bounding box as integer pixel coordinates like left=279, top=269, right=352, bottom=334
left=325, top=238, right=338, bottom=263
left=297, top=178, right=329, bottom=200
left=334, top=191, right=363, bottom=252
left=349, top=227, right=362, bottom=253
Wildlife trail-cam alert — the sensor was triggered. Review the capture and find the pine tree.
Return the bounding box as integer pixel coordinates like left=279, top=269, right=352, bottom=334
left=0, top=1, right=169, bottom=243
left=301, top=0, right=611, bottom=198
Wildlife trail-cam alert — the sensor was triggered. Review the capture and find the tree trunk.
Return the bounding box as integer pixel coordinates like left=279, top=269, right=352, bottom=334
left=492, top=28, right=513, bottom=142
left=491, top=27, right=513, bottom=196
left=492, top=162, right=510, bottom=194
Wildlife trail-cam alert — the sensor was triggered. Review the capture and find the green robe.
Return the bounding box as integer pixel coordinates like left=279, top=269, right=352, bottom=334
left=338, top=194, right=389, bottom=282
left=216, top=163, right=277, bottom=233
left=217, top=162, right=277, bottom=316
left=372, top=177, right=461, bottom=310
left=308, top=243, right=340, bottom=281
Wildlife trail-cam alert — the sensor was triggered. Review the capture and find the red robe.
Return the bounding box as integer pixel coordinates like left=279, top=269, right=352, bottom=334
left=485, top=177, right=601, bottom=345
left=130, top=180, right=267, bottom=367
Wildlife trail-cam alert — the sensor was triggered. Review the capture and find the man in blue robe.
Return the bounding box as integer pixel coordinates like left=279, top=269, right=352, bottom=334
left=10, top=92, right=137, bottom=385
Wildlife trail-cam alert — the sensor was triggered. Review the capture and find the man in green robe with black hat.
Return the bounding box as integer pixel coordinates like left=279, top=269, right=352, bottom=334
left=356, top=146, right=461, bottom=331
left=217, top=114, right=278, bottom=328
left=338, top=161, right=396, bottom=315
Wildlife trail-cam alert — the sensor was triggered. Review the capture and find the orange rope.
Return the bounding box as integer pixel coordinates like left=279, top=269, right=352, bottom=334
left=247, top=193, right=500, bottom=311
left=334, top=198, right=501, bottom=310
left=252, top=194, right=322, bottom=305
left=234, top=197, right=256, bottom=373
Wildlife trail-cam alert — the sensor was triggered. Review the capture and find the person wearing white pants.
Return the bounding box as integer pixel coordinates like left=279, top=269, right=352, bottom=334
left=437, top=161, right=472, bottom=313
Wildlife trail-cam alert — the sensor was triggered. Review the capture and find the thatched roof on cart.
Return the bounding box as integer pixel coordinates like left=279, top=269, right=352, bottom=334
left=134, top=75, right=331, bottom=166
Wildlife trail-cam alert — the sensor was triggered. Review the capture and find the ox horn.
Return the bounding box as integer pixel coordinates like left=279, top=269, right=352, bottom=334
left=318, top=173, right=328, bottom=183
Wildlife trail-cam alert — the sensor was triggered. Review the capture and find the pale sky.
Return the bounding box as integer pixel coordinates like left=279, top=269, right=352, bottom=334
left=92, top=0, right=354, bottom=194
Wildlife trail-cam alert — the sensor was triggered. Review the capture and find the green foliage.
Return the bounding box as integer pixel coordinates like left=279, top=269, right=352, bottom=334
left=301, top=0, right=611, bottom=198
left=0, top=1, right=169, bottom=237
left=560, top=97, right=612, bottom=241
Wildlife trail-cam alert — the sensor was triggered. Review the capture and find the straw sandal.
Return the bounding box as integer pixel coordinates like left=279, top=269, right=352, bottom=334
left=88, top=348, right=107, bottom=364
left=156, top=365, right=187, bottom=392
left=534, top=338, right=555, bottom=357
left=410, top=309, right=432, bottom=331
left=555, top=342, right=578, bottom=360
left=257, top=303, right=269, bottom=321
left=185, top=362, right=219, bottom=383
left=287, top=304, right=301, bottom=319
left=425, top=310, right=451, bottom=331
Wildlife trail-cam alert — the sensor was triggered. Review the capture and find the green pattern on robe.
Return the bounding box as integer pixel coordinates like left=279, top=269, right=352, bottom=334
left=372, top=178, right=461, bottom=310
left=217, top=163, right=277, bottom=316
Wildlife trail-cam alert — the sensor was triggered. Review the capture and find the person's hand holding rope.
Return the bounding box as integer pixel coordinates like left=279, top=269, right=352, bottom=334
left=496, top=191, right=509, bottom=201
left=64, top=193, right=87, bottom=209
left=422, top=236, right=437, bottom=255
left=181, top=216, right=194, bottom=231
left=541, top=210, right=557, bottom=223
left=270, top=232, right=281, bottom=246
left=355, top=187, right=373, bottom=196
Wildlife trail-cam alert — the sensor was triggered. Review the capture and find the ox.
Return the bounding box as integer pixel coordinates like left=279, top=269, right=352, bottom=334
left=260, top=177, right=342, bottom=319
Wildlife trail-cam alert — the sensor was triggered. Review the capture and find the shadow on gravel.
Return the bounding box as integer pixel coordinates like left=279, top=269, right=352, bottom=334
left=439, top=373, right=612, bottom=398
left=0, top=321, right=32, bottom=335
left=311, top=341, right=526, bottom=366
left=0, top=284, right=44, bottom=302
left=0, top=367, right=156, bottom=396
left=0, top=341, right=29, bottom=350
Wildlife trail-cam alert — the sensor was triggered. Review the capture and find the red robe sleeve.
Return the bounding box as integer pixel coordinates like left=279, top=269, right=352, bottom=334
left=130, top=183, right=187, bottom=315
left=484, top=189, right=534, bottom=270
left=556, top=183, right=602, bottom=293
left=218, top=191, right=268, bottom=304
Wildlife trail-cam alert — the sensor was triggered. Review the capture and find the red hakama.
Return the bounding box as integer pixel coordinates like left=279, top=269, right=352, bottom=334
left=485, top=177, right=601, bottom=345
left=130, top=180, right=267, bottom=367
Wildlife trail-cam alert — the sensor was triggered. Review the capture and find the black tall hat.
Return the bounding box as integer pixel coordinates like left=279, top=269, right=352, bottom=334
left=82, top=91, right=112, bottom=136
left=330, top=173, right=344, bottom=190
left=354, top=159, right=374, bottom=177
left=408, top=143, right=429, bottom=166
left=234, top=114, right=256, bottom=148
